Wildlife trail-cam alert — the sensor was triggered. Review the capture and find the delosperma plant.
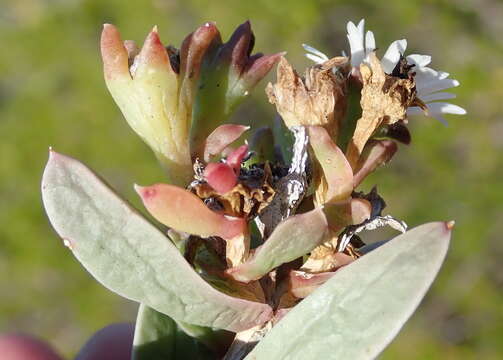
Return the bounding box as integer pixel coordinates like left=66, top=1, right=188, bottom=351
left=41, top=19, right=465, bottom=359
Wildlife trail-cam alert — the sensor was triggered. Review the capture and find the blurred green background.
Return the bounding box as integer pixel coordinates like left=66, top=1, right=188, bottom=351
left=1, top=0, right=502, bottom=358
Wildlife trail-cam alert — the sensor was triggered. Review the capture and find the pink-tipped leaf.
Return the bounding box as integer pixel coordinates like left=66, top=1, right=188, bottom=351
left=203, top=124, right=250, bottom=162
left=353, top=140, right=398, bottom=188
left=246, top=222, right=453, bottom=359
left=203, top=163, right=237, bottom=194
left=227, top=208, right=329, bottom=282
left=42, top=151, right=272, bottom=332
left=133, top=27, right=173, bottom=78
left=308, top=126, right=353, bottom=203
left=226, top=144, right=248, bottom=171
left=135, top=183, right=245, bottom=240
left=101, top=24, right=130, bottom=80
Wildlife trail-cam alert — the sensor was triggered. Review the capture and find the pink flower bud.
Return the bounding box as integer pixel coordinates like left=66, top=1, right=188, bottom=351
left=203, top=163, right=237, bottom=194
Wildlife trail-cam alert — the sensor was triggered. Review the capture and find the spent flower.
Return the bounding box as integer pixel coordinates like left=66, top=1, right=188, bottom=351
left=304, top=18, right=466, bottom=125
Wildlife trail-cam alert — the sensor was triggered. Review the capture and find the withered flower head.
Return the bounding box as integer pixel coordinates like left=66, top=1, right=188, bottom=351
left=266, top=56, right=348, bottom=138
left=345, top=52, right=419, bottom=167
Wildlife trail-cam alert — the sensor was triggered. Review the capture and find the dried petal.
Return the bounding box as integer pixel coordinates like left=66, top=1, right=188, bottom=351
left=300, top=246, right=354, bottom=274
left=346, top=52, right=417, bottom=167
left=266, top=57, right=347, bottom=138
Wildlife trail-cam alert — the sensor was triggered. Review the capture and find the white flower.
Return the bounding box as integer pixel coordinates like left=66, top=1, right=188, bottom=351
left=405, top=54, right=466, bottom=124
left=303, top=19, right=466, bottom=124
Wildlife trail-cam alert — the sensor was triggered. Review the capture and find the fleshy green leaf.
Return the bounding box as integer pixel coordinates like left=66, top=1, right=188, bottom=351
left=132, top=304, right=217, bottom=360
left=189, top=22, right=281, bottom=159
left=227, top=208, right=328, bottom=282
left=245, top=222, right=452, bottom=360
left=134, top=183, right=246, bottom=240
left=203, top=124, right=250, bottom=162
left=101, top=25, right=193, bottom=186
left=41, top=151, right=272, bottom=332
left=353, top=140, right=397, bottom=188
left=308, top=126, right=353, bottom=204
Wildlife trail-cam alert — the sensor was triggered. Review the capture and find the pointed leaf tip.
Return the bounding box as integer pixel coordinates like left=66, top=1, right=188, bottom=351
left=226, top=144, right=248, bottom=171
left=42, top=153, right=272, bottom=332
left=203, top=124, right=250, bottom=162
left=228, top=207, right=328, bottom=282
left=241, top=52, right=284, bottom=88
left=180, top=22, right=221, bottom=79
left=100, top=24, right=130, bottom=79
left=203, top=163, right=237, bottom=194
left=308, top=126, right=353, bottom=204
left=353, top=140, right=397, bottom=188
left=246, top=222, right=451, bottom=359
left=136, top=183, right=245, bottom=240
left=134, top=28, right=171, bottom=74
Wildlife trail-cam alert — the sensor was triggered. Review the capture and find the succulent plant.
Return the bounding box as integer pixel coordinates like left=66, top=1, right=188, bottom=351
left=42, top=19, right=462, bottom=359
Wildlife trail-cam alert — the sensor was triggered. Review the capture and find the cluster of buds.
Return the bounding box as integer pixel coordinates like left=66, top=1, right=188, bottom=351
left=101, top=21, right=283, bottom=185
left=42, top=19, right=460, bottom=359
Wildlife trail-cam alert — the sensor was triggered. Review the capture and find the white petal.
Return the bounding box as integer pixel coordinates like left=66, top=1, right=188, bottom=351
left=365, top=30, right=376, bottom=53
left=414, top=67, right=455, bottom=94
left=302, top=44, right=329, bottom=61
left=414, top=66, right=441, bottom=84
left=406, top=106, right=424, bottom=116
left=426, top=102, right=466, bottom=115
left=357, top=19, right=365, bottom=38
left=432, top=113, right=449, bottom=126
left=347, top=21, right=365, bottom=67
left=417, top=78, right=460, bottom=95
left=381, top=39, right=407, bottom=74
left=406, top=54, right=431, bottom=67
left=305, top=53, right=326, bottom=64
left=420, top=92, right=456, bottom=102
left=407, top=106, right=448, bottom=126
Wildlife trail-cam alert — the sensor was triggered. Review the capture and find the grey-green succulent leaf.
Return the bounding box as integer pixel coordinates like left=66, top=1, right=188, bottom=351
left=132, top=304, right=216, bottom=360
left=41, top=151, right=272, bottom=332
left=245, top=222, right=452, bottom=360
left=227, top=207, right=328, bottom=282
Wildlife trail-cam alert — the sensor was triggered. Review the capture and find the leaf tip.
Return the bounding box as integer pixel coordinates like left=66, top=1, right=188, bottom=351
left=46, top=148, right=65, bottom=164
left=134, top=183, right=156, bottom=200
left=445, top=220, right=455, bottom=231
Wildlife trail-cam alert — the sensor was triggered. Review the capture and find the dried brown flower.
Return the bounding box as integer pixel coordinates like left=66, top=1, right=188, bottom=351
left=345, top=52, right=421, bottom=167
left=266, top=56, right=348, bottom=138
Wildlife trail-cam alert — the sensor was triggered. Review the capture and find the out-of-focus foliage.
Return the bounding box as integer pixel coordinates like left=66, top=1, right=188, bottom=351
left=0, top=0, right=502, bottom=358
